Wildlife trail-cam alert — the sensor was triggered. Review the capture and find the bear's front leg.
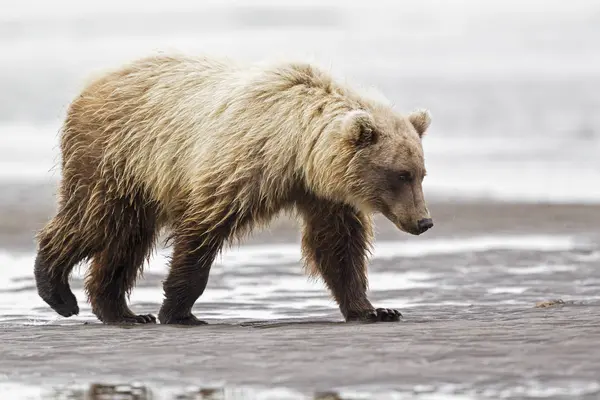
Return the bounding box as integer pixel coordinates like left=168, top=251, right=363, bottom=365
left=298, top=199, right=402, bottom=323
left=158, top=232, right=224, bottom=325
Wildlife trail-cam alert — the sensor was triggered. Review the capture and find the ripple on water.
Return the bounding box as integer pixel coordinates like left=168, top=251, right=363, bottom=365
left=0, top=234, right=597, bottom=325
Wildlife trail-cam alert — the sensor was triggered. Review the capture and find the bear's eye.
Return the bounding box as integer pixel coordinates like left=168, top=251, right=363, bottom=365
left=398, top=172, right=412, bottom=182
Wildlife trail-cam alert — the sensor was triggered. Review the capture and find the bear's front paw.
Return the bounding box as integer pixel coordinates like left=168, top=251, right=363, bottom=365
left=128, top=314, right=157, bottom=324
left=347, top=308, right=402, bottom=323
left=103, top=314, right=156, bottom=325
left=158, top=313, right=208, bottom=326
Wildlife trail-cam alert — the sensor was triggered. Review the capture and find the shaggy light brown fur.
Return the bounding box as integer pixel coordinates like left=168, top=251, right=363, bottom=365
left=34, top=54, right=433, bottom=324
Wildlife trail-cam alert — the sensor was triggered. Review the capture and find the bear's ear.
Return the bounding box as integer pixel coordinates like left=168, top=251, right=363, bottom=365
left=341, top=110, right=378, bottom=148
left=408, top=109, right=432, bottom=138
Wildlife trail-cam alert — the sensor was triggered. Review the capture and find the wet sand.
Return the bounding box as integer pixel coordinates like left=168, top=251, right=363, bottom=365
left=2, top=305, right=600, bottom=399
left=1, top=180, right=600, bottom=399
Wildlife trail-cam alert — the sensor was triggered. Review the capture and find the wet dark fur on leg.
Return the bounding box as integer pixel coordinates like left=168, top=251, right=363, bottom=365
left=34, top=171, right=160, bottom=324
left=33, top=242, right=86, bottom=318
left=34, top=198, right=96, bottom=318
left=157, top=235, right=222, bottom=325
left=158, top=213, right=246, bottom=325
left=84, top=194, right=159, bottom=324
left=298, top=196, right=401, bottom=323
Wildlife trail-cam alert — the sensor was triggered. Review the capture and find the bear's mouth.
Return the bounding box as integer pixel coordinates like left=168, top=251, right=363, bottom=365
left=397, top=221, right=423, bottom=236
left=380, top=208, right=421, bottom=236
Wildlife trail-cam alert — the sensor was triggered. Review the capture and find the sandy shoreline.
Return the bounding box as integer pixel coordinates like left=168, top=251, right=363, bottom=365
left=2, top=304, right=600, bottom=399
left=1, top=182, right=600, bottom=399
left=2, top=180, right=600, bottom=253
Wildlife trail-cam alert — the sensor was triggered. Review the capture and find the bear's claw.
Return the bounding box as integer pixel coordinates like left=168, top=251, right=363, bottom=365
left=370, top=308, right=402, bottom=322
left=159, top=313, right=208, bottom=326
left=348, top=308, right=402, bottom=323
left=105, top=314, right=157, bottom=325
left=130, top=314, right=157, bottom=324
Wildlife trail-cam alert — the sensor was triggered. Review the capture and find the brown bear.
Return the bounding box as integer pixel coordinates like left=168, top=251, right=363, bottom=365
left=33, top=54, right=434, bottom=325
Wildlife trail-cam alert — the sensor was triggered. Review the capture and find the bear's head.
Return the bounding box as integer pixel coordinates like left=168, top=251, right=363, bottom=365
left=335, top=107, right=433, bottom=235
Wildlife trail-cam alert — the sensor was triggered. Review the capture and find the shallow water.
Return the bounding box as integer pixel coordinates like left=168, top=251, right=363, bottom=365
left=1, top=233, right=600, bottom=399
left=1, top=234, right=598, bottom=325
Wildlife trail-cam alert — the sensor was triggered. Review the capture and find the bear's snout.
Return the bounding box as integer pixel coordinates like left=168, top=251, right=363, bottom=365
left=416, top=218, right=434, bottom=234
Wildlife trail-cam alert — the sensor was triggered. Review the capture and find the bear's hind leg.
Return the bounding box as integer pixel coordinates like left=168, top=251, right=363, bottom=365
left=84, top=196, right=159, bottom=324
left=34, top=213, right=94, bottom=318
left=34, top=189, right=100, bottom=318
left=298, top=199, right=401, bottom=323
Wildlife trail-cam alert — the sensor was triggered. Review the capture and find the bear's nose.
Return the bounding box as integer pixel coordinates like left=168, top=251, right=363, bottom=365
left=417, top=218, right=434, bottom=234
